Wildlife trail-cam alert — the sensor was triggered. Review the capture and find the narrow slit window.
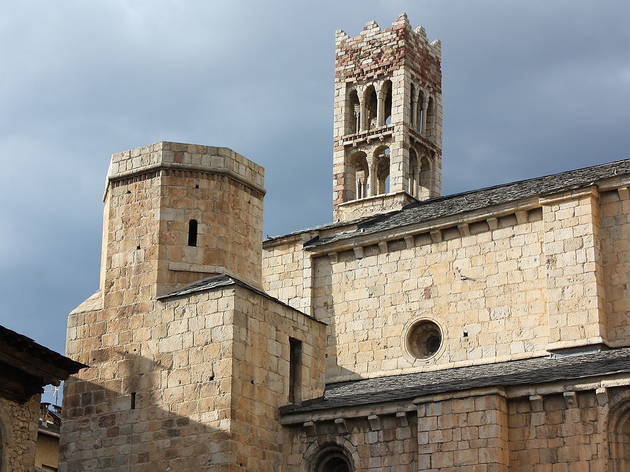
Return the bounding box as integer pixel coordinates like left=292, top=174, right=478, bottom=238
left=289, top=337, right=302, bottom=404
left=130, top=392, right=136, bottom=409
left=188, top=219, right=198, bottom=247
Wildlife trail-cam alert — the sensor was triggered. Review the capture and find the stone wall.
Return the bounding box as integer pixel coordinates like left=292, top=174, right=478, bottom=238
left=283, top=411, right=418, bottom=471
left=62, top=287, right=238, bottom=471
left=157, top=167, right=264, bottom=293
left=0, top=395, right=39, bottom=472
left=230, top=286, right=326, bottom=470
left=417, top=392, right=509, bottom=471
left=334, top=192, right=417, bottom=223
left=108, top=142, right=264, bottom=192
left=282, top=384, right=630, bottom=471
left=601, top=188, right=630, bottom=345
left=508, top=390, right=609, bottom=471
left=263, top=187, right=629, bottom=384
left=62, top=282, right=324, bottom=472
left=262, top=236, right=309, bottom=313
left=543, top=190, right=606, bottom=350
left=312, top=207, right=548, bottom=382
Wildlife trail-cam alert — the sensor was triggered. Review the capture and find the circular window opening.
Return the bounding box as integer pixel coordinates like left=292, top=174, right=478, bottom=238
left=407, top=320, right=442, bottom=359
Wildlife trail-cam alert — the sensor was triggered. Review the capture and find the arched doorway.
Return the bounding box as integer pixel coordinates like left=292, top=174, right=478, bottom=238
left=313, top=445, right=353, bottom=472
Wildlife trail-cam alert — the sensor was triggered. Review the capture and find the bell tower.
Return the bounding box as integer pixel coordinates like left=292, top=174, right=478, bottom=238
left=332, top=13, right=443, bottom=222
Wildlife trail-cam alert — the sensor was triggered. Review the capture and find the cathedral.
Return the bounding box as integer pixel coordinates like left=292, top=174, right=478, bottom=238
left=61, top=14, right=630, bottom=471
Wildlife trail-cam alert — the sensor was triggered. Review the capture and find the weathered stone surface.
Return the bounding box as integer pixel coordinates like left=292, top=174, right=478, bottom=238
left=61, top=14, right=630, bottom=472
left=0, top=396, right=39, bottom=472
left=332, top=16, right=443, bottom=221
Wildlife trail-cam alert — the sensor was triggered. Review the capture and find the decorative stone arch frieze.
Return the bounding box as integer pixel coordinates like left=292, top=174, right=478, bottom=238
left=304, top=436, right=359, bottom=472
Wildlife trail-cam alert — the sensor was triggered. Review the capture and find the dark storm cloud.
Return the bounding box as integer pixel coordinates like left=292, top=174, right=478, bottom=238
left=1, top=0, right=629, bottom=360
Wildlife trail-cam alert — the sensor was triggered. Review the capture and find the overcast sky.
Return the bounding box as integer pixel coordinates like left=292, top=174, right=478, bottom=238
left=2, top=0, right=630, bottom=362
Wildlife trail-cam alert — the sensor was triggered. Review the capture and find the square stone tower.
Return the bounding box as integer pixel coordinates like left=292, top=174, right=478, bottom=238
left=332, top=13, right=443, bottom=222
left=61, top=143, right=326, bottom=471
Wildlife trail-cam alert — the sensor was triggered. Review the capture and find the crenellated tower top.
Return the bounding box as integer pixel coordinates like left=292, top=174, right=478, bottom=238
left=332, top=14, right=443, bottom=222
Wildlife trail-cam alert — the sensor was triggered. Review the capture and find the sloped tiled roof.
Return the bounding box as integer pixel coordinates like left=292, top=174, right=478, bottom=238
left=0, top=325, right=86, bottom=375
left=157, top=274, right=325, bottom=325
left=304, top=158, right=630, bottom=249
left=280, top=347, right=630, bottom=415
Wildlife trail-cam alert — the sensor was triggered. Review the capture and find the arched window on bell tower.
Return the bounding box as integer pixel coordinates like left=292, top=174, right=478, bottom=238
left=348, top=151, right=369, bottom=201
left=410, top=83, right=416, bottom=129
left=419, top=155, right=432, bottom=199
left=409, top=148, right=419, bottom=197
left=375, top=146, right=391, bottom=195
left=346, top=89, right=360, bottom=134
left=187, top=219, right=198, bottom=247
left=426, top=96, right=436, bottom=139
left=382, top=80, right=392, bottom=125
left=364, top=85, right=378, bottom=131
left=418, top=89, right=426, bottom=134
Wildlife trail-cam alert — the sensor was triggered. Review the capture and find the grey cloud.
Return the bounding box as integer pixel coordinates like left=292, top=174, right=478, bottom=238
left=1, top=1, right=629, bottom=369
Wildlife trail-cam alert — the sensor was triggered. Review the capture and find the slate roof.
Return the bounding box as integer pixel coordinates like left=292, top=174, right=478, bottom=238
left=0, top=324, right=86, bottom=375
left=157, top=274, right=325, bottom=325
left=280, top=347, right=630, bottom=415
left=304, top=158, right=630, bottom=249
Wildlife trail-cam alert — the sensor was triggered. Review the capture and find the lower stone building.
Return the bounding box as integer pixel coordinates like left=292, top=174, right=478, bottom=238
left=280, top=348, right=630, bottom=470
left=60, top=14, right=630, bottom=472
left=0, top=325, right=84, bottom=472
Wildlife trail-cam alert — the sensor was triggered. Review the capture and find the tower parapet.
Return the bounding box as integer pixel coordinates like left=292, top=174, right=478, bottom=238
left=107, top=142, right=264, bottom=191
left=332, top=14, right=443, bottom=222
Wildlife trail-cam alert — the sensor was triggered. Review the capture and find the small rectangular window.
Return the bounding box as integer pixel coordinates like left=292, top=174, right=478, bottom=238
left=289, top=338, right=302, bottom=404
left=188, top=219, right=198, bottom=247
left=130, top=392, right=136, bottom=409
